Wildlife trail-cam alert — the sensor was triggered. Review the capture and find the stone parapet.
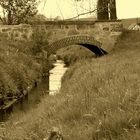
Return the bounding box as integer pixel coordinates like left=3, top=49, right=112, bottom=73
left=0, top=20, right=122, bottom=53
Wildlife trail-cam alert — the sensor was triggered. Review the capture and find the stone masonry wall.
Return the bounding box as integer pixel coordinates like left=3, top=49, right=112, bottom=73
left=0, top=21, right=123, bottom=52
left=0, top=24, right=32, bottom=41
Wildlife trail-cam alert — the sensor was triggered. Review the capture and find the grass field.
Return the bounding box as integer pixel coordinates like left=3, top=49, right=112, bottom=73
left=0, top=30, right=140, bottom=140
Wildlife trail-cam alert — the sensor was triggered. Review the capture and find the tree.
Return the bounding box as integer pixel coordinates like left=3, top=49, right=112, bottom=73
left=28, top=14, right=48, bottom=24
left=97, top=0, right=117, bottom=20
left=71, top=0, right=117, bottom=20
left=97, top=0, right=109, bottom=20
left=0, top=0, right=38, bottom=25
left=109, top=0, right=117, bottom=20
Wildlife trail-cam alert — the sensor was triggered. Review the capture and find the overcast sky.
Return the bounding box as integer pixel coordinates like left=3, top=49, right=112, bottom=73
left=38, top=0, right=140, bottom=19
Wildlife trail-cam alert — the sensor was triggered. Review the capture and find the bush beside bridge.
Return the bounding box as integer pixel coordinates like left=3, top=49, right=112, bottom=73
left=0, top=37, right=49, bottom=104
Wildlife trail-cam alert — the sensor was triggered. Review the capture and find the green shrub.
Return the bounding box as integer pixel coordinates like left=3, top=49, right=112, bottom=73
left=31, top=25, right=49, bottom=55
left=0, top=26, right=49, bottom=98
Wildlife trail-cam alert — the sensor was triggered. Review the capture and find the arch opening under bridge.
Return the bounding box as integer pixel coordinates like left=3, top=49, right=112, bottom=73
left=47, top=35, right=108, bottom=56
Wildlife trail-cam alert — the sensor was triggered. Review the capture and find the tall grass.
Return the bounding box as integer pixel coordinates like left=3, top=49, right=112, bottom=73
left=0, top=30, right=140, bottom=140
left=0, top=26, right=49, bottom=99
left=56, top=45, right=96, bottom=66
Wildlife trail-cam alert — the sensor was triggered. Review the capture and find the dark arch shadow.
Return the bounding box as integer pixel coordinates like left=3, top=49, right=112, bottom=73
left=79, top=43, right=108, bottom=56
left=48, top=35, right=108, bottom=57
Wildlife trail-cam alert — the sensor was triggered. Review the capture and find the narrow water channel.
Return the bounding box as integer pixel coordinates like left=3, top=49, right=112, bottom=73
left=15, top=59, right=67, bottom=111
left=0, top=59, right=67, bottom=121
left=49, top=60, right=68, bottom=95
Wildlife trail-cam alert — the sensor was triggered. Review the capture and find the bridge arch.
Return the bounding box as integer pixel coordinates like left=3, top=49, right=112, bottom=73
left=48, top=35, right=108, bottom=56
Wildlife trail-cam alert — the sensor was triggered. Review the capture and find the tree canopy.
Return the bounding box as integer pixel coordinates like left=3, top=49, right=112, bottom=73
left=0, top=0, right=38, bottom=25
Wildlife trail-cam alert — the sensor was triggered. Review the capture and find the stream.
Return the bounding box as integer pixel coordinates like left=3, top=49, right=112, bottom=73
left=0, top=59, right=67, bottom=121
left=49, top=60, right=68, bottom=95
left=17, top=59, right=67, bottom=110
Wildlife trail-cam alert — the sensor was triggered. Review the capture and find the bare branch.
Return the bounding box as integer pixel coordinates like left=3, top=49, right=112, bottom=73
left=65, top=8, right=97, bottom=20
left=0, top=0, right=38, bottom=24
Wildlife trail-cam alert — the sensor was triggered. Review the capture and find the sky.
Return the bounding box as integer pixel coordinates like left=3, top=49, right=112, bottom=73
left=38, top=0, right=140, bottom=19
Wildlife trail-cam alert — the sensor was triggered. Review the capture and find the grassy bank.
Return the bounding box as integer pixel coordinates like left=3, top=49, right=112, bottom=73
left=56, top=45, right=95, bottom=66
left=0, top=30, right=140, bottom=140
left=0, top=27, right=49, bottom=104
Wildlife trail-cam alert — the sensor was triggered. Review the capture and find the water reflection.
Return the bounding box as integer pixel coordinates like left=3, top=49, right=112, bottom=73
left=49, top=60, right=68, bottom=95
left=0, top=59, right=67, bottom=121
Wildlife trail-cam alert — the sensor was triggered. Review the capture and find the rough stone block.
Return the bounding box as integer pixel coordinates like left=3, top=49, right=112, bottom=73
left=67, top=29, right=79, bottom=36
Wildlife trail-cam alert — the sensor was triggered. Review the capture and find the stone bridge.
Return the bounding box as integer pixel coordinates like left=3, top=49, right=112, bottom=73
left=48, top=35, right=107, bottom=56
left=46, top=20, right=122, bottom=56
left=0, top=20, right=123, bottom=56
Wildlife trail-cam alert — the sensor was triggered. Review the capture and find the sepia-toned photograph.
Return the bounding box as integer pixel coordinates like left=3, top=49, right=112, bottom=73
left=0, top=0, right=140, bottom=139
